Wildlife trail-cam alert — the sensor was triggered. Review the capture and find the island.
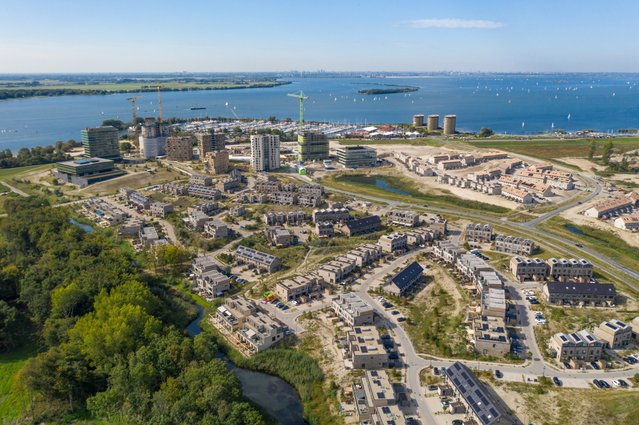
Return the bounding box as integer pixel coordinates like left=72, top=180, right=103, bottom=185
left=357, top=84, right=419, bottom=95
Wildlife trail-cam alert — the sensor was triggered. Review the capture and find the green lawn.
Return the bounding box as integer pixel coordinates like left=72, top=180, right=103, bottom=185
left=338, top=138, right=443, bottom=147
left=0, top=164, right=54, bottom=181
left=323, top=173, right=510, bottom=214
left=466, top=137, right=639, bottom=161
left=0, top=341, right=38, bottom=420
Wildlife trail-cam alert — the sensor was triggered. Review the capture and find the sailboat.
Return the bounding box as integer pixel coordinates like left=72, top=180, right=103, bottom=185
left=567, top=113, right=571, bottom=120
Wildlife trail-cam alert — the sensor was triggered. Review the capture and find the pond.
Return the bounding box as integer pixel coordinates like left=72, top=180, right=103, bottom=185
left=68, top=218, right=95, bottom=233
left=340, top=174, right=412, bottom=196
left=564, top=224, right=584, bottom=235
left=373, top=178, right=411, bottom=196
left=186, top=306, right=306, bottom=425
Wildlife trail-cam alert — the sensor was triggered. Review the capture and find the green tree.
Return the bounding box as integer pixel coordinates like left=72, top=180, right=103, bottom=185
left=120, top=141, right=133, bottom=153
left=588, top=140, right=596, bottom=159
left=602, top=140, right=614, bottom=165
left=0, top=300, right=18, bottom=351
left=478, top=127, right=495, bottom=137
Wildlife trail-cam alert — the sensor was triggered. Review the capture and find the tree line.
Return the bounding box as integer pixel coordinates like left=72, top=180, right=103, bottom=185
left=0, top=197, right=267, bottom=424
left=0, top=140, right=80, bottom=169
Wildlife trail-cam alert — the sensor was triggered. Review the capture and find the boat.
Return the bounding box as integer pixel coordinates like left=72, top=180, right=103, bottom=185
left=190, top=106, right=206, bottom=110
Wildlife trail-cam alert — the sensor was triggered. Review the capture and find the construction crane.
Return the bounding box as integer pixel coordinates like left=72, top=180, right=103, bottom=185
left=155, top=81, right=163, bottom=123
left=287, top=91, right=308, bottom=132
left=127, top=95, right=143, bottom=146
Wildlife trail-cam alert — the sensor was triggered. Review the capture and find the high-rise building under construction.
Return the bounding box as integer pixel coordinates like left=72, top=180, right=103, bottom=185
left=298, top=131, right=329, bottom=162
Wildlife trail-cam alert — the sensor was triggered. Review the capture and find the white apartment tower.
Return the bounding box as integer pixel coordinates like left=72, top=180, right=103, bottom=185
left=250, top=134, right=280, bottom=172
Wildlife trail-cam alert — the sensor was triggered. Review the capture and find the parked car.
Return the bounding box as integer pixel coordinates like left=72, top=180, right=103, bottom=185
left=495, top=370, right=503, bottom=378
left=593, top=379, right=603, bottom=388
left=552, top=377, right=562, bottom=386
left=600, top=380, right=611, bottom=389
left=591, top=362, right=600, bottom=370
left=391, top=310, right=400, bottom=315
left=563, top=362, right=572, bottom=369
left=618, top=379, right=628, bottom=388
left=397, top=317, right=406, bottom=322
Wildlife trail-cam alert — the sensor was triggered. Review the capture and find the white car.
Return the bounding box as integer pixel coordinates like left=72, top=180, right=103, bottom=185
left=612, top=380, right=621, bottom=387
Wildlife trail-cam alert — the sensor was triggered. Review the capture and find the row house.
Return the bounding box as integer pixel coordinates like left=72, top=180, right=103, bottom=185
left=317, top=257, right=357, bottom=284
left=314, top=221, right=335, bottom=238
left=196, top=269, right=230, bottom=297
left=345, top=243, right=383, bottom=267
left=274, top=274, right=323, bottom=302
left=378, top=232, right=408, bottom=253
left=312, top=207, right=351, bottom=223
left=432, top=240, right=465, bottom=264
left=204, top=220, right=229, bottom=238
left=546, top=258, right=593, bottom=282
left=550, top=330, right=604, bottom=364
left=264, top=210, right=307, bottom=226
left=493, top=234, right=535, bottom=255
left=543, top=281, right=616, bottom=307
left=465, top=223, right=493, bottom=243
left=150, top=201, right=173, bottom=218
left=593, top=319, right=633, bottom=349
left=341, top=215, right=382, bottom=237
left=265, top=226, right=294, bottom=247
left=235, top=245, right=282, bottom=273
left=387, top=209, right=420, bottom=227
left=332, top=292, right=375, bottom=326
left=501, top=185, right=533, bottom=204
left=188, top=185, right=222, bottom=200
left=510, top=256, right=548, bottom=281
left=473, top=315, right=511, bottom=357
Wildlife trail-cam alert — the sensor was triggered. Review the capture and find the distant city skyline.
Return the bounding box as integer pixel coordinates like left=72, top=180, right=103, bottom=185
left=1, top=0, right=639, bottom=73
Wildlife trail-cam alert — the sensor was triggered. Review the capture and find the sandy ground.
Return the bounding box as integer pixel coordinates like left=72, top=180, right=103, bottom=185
left=414, top=261, right=465, bottom=316
left=561, top=204, right=639, bottom=248
left=560, top=157, right=606, bottom=172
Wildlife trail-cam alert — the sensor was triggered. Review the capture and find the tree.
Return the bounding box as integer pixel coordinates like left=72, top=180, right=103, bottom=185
left=120, top=141, right=133, bottom=153
left=0, top=300, right=18, bottom=351
left=602, top=140, right=614, bottom=165
left=478, top=128, right=494, bottom=138
left=588, top=140, right=596, bottom=159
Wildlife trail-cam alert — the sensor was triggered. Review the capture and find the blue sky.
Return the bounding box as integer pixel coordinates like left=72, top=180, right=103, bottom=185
left=1, top=0, right=638, bottom=73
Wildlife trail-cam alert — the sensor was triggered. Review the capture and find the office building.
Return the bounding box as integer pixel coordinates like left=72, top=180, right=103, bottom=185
left=139, top=118, right=168, bottom=159
left=166, top=136, right=193, bottom=161
left=443, top=115, right=457, bottom=135
left=81, top=126, right=121, bottom=161
left=54, top=157, right=124, bottom=187
left=250, top=134, right=280, bottom=171
left=298, top=131, right=329, bottom=162
left=336, top=145, right=377, bottom=168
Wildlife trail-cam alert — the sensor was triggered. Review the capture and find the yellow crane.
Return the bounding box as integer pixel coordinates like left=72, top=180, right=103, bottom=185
left=287, top=91, right=308, bottom=132
left=127, top=95, right=143, bottom=146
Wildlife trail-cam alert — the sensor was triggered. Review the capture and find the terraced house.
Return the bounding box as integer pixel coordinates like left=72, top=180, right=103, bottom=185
left=235, top=245, right=282, bottom=273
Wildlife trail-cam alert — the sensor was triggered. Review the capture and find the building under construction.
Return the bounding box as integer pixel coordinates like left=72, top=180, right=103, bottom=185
left=298, top=131, right=329, bottom=162
left=139, top=118, right=169, bottom=159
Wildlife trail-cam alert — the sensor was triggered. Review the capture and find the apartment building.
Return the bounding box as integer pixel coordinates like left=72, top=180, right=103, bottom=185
left=387, top=210, right=420, bottom=227
left=445, top=362, right=503, bottom=425
left=195, top=269, right=230, bottom=297
left=385, top=261, right=424, bottom=297
left=456, top=254, right=493, bottom=281
left=353, top=370, right=403, bottom=423
left=346, top=326, right=388, bottom=369
left=190, top=200, right=219, bottom=216
left=265, top=226, right=294, bottom=247
left=332, top=292, right=375, bottom=326
left=614, top=215, right=639, bottom=231
left=166, top=136, right=193, bottom=161
left=190, top=174, right=212, bottom=186
left=192, top=255, right=218, bottom=276
left=432, top=240, right=465, bottom=264
left=550, top=330, right=604, bottom=363
left=345, top=244, right=383, bottom=267
left=215, top=295, right=257, bottom=332
left=423, top=216, right=447, bottom=236
left=216, top=176, right=240, bottom=192
left=250, top=134, right=280, bottom=172
left=204, top=150, right=230, bottom=175
left=378, top=233, right=408, bottom=253
left=501, top=186, right=533, bottom=204
left=160, top=182, right=189, bottom=196
left=593, top=319, right=633, bottom=349
left=312, top=208, right=351, bottom=223
left=237, top=311, right=285, bottom=354
left=542, top=281, right=616, bottom=306
left=296, top=192, right=323, bottom=207
left=465, top=223, right=493, bottom=243
left=473, top=316, right=511, bottom=356
left=314, top=221, right=335, bottom=238
left=188, top=185, right=222, bottom=200
left=83, top=198, right=128, bottom=224
left=119, top=217, right=144, bottom=236
left=481, top=288, right=506, bottom=318
left=509, top=256, right=548, bottom=281
left=493, top=235, right=535, bottom=255
left=150, top=202, right=173, bottom=218
left=317, top=257, right=357, bottom=284
left=235, top=245, right=282, bottom=273
left=342, top=215, right=382, bottom=236
left=139, top=226, right=160, bottom=247
left=477, top=270, right=504, bottom=293
left=186, top=209, right=210, bottom=231
left=264, top=210, right=307, bottom=226
left=274, top=274, right=322, bottom=302
left=204, top=220, right=229, bottom=238
left=546, top=258, right=593, bottom=282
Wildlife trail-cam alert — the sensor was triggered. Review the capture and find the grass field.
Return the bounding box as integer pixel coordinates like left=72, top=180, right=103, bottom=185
left=542, top=217, right=639, bottom=273
left=338, top=138, right=443, bottom=147
left=0, top=164, right=54, bottom=181
left=323, top=173, right=510, bottom=214
left=498, top=381, right=639, bottom=425
left=466, top=137, right=639, bottom=160
left=0, top=339, right=37, bottom=420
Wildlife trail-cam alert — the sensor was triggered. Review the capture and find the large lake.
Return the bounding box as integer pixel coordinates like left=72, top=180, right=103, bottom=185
left=1, top=73, right=639, bottom=151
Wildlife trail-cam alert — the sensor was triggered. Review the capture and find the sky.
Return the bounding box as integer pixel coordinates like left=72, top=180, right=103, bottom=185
left=1, top=0, right=639, bottom=73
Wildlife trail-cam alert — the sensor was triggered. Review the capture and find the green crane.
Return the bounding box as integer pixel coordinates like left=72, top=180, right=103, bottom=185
left=287, top=91, right=308, bottom=132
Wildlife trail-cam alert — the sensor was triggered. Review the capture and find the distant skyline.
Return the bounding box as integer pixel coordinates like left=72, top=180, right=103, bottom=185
left=2, top=0, right=639, bottom=73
